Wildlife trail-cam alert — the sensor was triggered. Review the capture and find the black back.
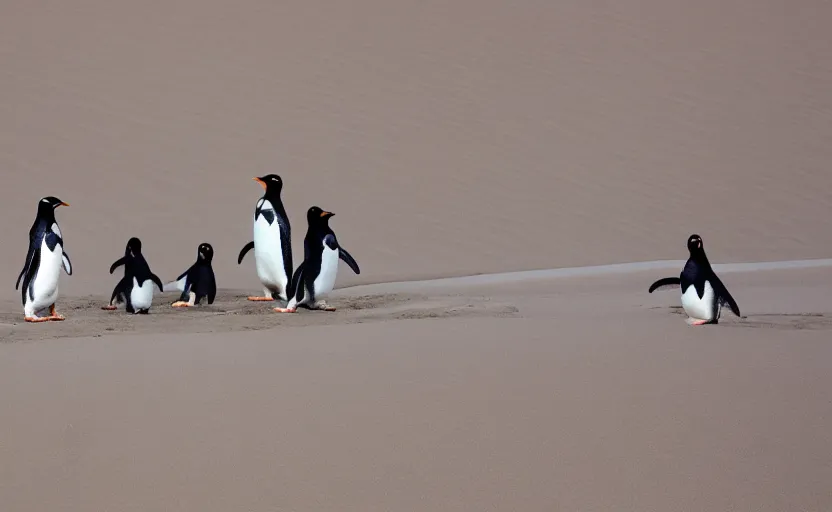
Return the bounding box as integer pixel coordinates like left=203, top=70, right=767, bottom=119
left=175, top=243, right=217, bottom=305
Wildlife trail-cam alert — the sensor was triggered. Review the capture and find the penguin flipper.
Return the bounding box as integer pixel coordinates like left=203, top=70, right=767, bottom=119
left=279, top=220, right=293, bottom=284
left=338, top=247, right=361, bottom=275
left=109, top=256, right=127, bottom=274
left=289, top=261, right=306, bottom=301
left=150, top=273, right=165, bottom=292
left=62, top=250, right=72, bottom=275
left=15, top=235, right=40, bottom=290
left=648, top=277, right=681, bottom=293
left=711, top=274, right=741, bottom=318
left=164, top=267, right=191, bottom=293
left=237, top=241, right=255, bottom=264
left=110, top=276, right=130, bottom=304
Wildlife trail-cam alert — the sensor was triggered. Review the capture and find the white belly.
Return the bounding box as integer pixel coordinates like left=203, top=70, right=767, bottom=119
left=28, top=240, right=62, bottom=312
left=130, top=278, right=155, bottom=310
left=253, top=214, right=288, bottom=291
left=313, top=247, right=340, bottom=297
left=681, top=281, right=716, bottom=321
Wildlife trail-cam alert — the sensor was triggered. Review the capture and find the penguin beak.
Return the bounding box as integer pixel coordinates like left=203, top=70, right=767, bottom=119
left=253, top=177, right=266, bottom=190
left=320, top=211, right=334, bottom=218
left=59, top=202, right=69, bottom=207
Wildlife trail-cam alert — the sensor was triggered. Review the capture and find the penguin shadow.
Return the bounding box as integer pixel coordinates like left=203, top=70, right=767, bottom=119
left=652, top=306, right=832, bottom=331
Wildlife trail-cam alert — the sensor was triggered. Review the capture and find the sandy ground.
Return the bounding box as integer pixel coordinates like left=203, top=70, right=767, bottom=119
left=2, top=268, right=832, bottom=511
left=2, top=0, right=832, bottom=510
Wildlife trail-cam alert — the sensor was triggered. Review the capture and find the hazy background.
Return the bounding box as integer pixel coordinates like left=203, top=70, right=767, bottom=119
left=2, top=0, right=830, bottom=298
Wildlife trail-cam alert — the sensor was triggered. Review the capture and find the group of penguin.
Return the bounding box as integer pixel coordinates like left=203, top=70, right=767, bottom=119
left=15, top=174, right=741, bottom=327
left=14, top=174, right=360, bottom=322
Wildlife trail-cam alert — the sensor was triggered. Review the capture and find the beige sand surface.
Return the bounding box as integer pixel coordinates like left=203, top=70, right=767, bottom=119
left=2, top=268, right=832, bottom=511
left=2, top=0, right=832, bottom=510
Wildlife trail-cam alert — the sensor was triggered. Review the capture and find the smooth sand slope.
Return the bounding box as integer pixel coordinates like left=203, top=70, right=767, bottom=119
left=2, top=0, right=832, bottom=510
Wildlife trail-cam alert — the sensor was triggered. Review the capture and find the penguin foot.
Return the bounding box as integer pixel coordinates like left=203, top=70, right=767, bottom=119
left=171, top=301, right=192, bottom=308
left=313, top=301, right=336, bottom=312
left=273, top=307, right=297, bottom=313
left=686, top=318, right=710, bottom=326
left=24, top=316, right=50, bottom=323
left=247, top=296, right=275, bottom=302
left=48, top=314, right=66, bottom=321
left=101, top=305, right=118, bottom=311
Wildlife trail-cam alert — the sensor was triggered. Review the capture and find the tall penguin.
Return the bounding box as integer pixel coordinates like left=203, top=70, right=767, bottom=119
left=164, top=242, right=217, bottom=307
left=275, top=206, right=360, bottom=313
left=102, top=237, right=164, bottom=314
left=237, top=174, right=293, bottom=302
left=648, top=234, right=741, bottom=325
left=15, top=196, right=73, bottom=322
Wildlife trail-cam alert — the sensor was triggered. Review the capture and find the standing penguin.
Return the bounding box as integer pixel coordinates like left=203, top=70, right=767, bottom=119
left=15, top=196, right=73, bottom=322
left=275, top=206, right=360, bottom=313
left=237, top=174, right=293, bottom=303
left=163, top=242, right=217, bottom=307
left=102, top=237, right=164, bottom=314
left=648, top=234, right=741, bottom=325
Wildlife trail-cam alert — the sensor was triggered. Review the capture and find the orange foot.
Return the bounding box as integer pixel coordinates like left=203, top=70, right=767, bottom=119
left=273, top=307, right=297, bottom=313
left=688, top=318, right=709, bottom=326
left=48, top=305, right=65, bottom=321
left=101, top=305, right=117, bottom=311
left=247, top=296, right=275, bottom=302
left=171, top=301, right=191, bottom=308
left=24, top=316, right=50, bottom=323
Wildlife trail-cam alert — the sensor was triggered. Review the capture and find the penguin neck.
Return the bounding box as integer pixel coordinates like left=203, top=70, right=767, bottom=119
left=689, top=250, right=710, bottom=268
left=37, top=206, right=57, bottom=224
left=262, top=190, right=284, bottom=208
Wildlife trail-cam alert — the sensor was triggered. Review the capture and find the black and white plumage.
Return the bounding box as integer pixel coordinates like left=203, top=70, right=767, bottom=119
left=164, top=242, right=217, bottom=307
left=648, top=234, right=741, bottom=325
left=102, top=237, right=164, bottom=314
left=237, top=174, right=293, bottom=303
left=15, top=196, right=72, bottom=322
left=276, top=206, right=360, bottom=313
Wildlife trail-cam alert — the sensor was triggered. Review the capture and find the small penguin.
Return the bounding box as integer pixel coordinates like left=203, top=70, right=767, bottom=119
left=275, top=206, right=360, bottom=313
left=237, top=174, right=293, bottom=303
left=15, top=196, right=72, bottom=322
left=648, top=234, right=741, bottom=325
left=102, top=237, right=164, bottom=314
left=163, top=242, right=217, bottom=307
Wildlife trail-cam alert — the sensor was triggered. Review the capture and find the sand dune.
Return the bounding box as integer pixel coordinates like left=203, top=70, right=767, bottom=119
left=2, top=0, right=832, bottom=510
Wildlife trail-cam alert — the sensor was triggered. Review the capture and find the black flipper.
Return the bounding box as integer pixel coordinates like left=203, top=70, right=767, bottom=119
left=279, top=219, right=293, bottom=287
left=110, top=276, right=130, bottom=304
left=338, top=247, right=360, bottom=275
left=237, top=241, right=255, bottom=264
left=21, top=245, right=42, bottom=305
left=62, top=250, right=72, bottom=275
left=648, top=277, right=681, bottom=293
left=710, top=274, right=741, bottom=318
left=150, top=273, right=165, bottom=292
left=207, top=276, right=216, bottom=305
left=109, top=256, right=127, bottom=274
left=289, top=261, right=307, bottom=302
left=15, top=242, right=37, bottom=290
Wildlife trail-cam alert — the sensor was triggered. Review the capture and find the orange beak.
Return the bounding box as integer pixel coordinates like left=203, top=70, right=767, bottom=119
left=320, top=211, right=333, bottom=217
left=59, top=202, right=70, bottom=207
left=252, top=177, right=266, bottom=190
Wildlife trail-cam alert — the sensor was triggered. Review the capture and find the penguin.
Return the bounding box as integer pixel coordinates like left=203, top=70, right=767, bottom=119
left=648, top=234, right=741, bottom=325
left=237, top=174, right=293, bottom=303
left=163, top=242, right=217, bottom=307
left=275, top=206, right=360, bottom=313
left=14, top=196, right=73, bottom=322
left=101, top=237, right=164, bottom=314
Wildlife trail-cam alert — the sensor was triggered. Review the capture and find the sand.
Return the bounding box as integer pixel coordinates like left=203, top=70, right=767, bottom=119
left=2, top=0, right=832, bottom=510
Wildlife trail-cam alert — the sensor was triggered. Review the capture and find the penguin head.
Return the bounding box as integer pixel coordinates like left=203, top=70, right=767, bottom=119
left=38, top=196, right=69, bottom=215
left=687, top=234, right=704, bottom=255
left=126, top=237, right=142, bottom=256
left=307, top=206, right=335, bottom=225
left=197, top=243, right=214, bottom=262
left=253, top=174, right=283, bottom=196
